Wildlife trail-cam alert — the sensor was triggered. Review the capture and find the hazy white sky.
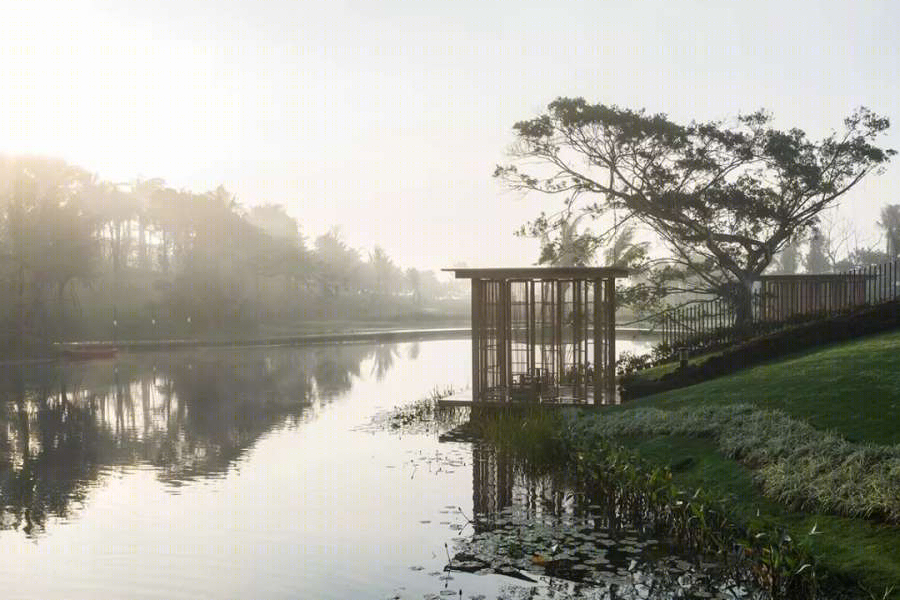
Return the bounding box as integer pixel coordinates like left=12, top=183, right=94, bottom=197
left=2, top=0, right=899, bottom=270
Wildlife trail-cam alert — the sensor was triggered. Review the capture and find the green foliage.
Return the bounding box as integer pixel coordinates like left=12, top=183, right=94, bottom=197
left=621, top=435, right=900, bottom=597
left=373, top=386, right=459, bottom=434
left=468, top=408, right=570, bottom=471
left=563, top=437, right=823, bottom=599
left=639, top=328, right=900, bottom=446
left=0, top=155, right=467, bottom=351
left=615, top=341, right=674, bottom=376
left=571, top=404, right=900, bottom=524
left=475, top=330, right=900, bottom=594
left=498, top=98, right=894, bottom=320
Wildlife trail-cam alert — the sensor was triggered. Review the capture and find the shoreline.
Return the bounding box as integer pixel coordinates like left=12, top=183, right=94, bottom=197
left=1, top=325, right=659, bottom=365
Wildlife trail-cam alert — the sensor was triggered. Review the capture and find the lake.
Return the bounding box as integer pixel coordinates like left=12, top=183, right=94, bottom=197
left=1, top=335, right=746, bottom=600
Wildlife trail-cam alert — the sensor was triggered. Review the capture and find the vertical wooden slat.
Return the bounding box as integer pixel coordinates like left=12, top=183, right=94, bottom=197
left=498, top=280, right=507, bottom=399
left=528, top=279, right=535, bottom=378
left=572, top=280, right=580, bottom=400
left=471, top=278, right=481, bottom=401
left=593, top=279, right=602, bottom=404
left=555, top=279, right=563, bottom=397
left=506, top=280, right=513, bottom=397
left=606, top=278, right=617, bottom=400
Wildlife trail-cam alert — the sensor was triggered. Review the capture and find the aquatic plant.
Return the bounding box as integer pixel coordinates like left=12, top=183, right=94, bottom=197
left=469, top=411, right=833, bottom=598
left=566, top=437, right=823, bottom=599
left=465, top=408, right=570, bottom=472
left=368, top=385, right=460, bottom=433
left=568, top=404, right=900, bottom=524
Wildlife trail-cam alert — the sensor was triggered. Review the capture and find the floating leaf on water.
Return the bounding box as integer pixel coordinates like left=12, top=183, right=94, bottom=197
left=409, top=565, right=425, bottom=571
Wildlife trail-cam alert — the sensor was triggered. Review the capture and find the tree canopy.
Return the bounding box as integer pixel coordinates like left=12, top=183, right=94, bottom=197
left=496, top=98, right=894, bottom=320
left=0, top=155, right=466, bottom=351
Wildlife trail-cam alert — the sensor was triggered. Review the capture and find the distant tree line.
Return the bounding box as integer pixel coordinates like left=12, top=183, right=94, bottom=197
left=771, top=204, right=900, bottom=275
left=0, top=155, right=465, bottom=352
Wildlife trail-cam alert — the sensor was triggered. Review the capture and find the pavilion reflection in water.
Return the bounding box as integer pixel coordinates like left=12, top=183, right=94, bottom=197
left=446, top=267, right=628, bottom=406
left=471, top=444, right=574, bottom=524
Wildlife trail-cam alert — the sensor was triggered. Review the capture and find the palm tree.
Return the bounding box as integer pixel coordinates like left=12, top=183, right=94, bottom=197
left=538, top=210, right=596, bottom=267
left=603, top=225, right=649, bottom=269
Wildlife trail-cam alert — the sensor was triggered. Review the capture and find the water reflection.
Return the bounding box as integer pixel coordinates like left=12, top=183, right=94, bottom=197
left=463, top=443, right=758, bottom=599
left=472, top=443, right=577, bottom=528
left=0, top=342, right=405, bottom=535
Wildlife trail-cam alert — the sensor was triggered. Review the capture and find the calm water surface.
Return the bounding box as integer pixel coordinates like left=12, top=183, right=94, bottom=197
left=0, top=338, right=654, bottom=599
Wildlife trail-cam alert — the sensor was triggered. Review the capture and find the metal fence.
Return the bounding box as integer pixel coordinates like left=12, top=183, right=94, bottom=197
left=660, top=259, right=900, bottom=354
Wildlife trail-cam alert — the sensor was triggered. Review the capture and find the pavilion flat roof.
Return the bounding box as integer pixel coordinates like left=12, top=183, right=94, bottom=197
left=443, top=267, right=629, bottom=280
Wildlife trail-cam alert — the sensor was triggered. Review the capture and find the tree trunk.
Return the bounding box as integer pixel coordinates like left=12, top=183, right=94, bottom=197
left=138, top=215, right=147, bottom=269
left=13, top=265, right=25, bottom=351
left=110, top=222, right=120, bottom=275
left=160, top=230, right=169, bottom=274
left=724, top=278, right=755, bottom=329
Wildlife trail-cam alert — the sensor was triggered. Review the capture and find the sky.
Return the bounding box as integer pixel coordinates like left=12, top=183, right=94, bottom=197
left=1, top=0, right=899, bottom=271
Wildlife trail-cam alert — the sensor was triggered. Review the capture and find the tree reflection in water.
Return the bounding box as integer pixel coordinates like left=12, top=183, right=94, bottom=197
left=0, top=342, right=403, bottom=535
left=370, top=343, right=399, bottom=381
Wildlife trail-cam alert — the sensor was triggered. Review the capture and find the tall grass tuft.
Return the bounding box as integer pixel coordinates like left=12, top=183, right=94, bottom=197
left=467, top=407, right=571, bottom=471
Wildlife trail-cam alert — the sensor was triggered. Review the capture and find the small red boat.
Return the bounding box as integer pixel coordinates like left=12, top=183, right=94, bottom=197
left=61, top=346, right=118, bottom=360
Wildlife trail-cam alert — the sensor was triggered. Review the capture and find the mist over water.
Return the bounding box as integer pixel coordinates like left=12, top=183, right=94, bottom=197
left=0, top=338, right=663, bottom=599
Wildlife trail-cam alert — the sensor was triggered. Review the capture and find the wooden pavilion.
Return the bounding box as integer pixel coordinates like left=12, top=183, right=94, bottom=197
left=445, top=267, right=629, bottom=406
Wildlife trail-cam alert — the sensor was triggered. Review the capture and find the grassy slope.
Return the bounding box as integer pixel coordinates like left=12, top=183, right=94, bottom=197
left=630, top=329, right=900, bottom=445
left=624, top=349, right=724, bottom=382
left=610, top=329, right=900, bottom=593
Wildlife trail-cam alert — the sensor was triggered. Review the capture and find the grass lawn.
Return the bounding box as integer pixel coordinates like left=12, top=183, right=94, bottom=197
left=606, top=329, right=900, bottom=594
left=626, top=329, right=900, bottom=445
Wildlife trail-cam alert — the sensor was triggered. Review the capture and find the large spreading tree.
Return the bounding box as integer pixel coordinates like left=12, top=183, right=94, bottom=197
left=496, top=98, right=894, bottom=324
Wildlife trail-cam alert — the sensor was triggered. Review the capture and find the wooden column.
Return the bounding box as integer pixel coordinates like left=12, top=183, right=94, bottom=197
left=471, top=278, right=481, bottom=401
left=593, top=278, right=602, bottom=404
left=528, top=280, right=536, bottom=378
left=556, top=279, right=564, bottom=398
left=606, top=277, right=617, bottom=400
left=504, top=279, right=512, bottom=399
